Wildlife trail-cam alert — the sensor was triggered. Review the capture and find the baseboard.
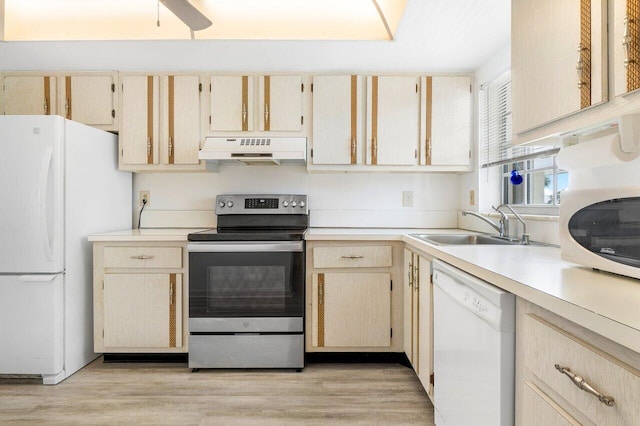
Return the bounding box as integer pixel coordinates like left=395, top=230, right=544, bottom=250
left=305, top=352, right=411, bottom=368
left=102, top=353, right=188, bottom=363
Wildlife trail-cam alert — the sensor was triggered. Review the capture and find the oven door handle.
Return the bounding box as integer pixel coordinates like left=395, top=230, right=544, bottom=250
left=187, top=241, right=304, bottom=253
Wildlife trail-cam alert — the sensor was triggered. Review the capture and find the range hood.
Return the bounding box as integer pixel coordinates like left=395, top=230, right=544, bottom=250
left=200, top=137, right=307, bottom=165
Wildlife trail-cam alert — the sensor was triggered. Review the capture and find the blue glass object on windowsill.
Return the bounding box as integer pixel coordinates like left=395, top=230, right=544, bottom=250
left=510, top=170, right=523, bottom=185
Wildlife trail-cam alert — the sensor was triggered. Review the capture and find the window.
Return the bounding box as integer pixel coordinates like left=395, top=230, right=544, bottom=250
left=479, top=71, right=567, bottom=209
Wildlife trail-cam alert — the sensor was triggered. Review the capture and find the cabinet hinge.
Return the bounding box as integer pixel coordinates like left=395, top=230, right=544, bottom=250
left=390, top=328, right=393, bottom=338
left=209, top=116, right=211, bottom=124
left=416, top=83, right=418, bottom=93
left=121, top=83, right=124, bottom=92
left=301, top=116, right=304, bottom=125
left=301, top=83, right=304, bottom=92
left=199, top=83, right=202, bottom=92
left=470, top=84, right=472, bottom=93
left=311, top=83, right=314, bottom=92
left=469, top=150, right=471, bottom=159
left=430, top=273, right=433, bottom=284
left=210, top=83, right=212, bottom=92
left=414, top=149, right=417, bottom=159
left=430, top=373, right=434, bottom=386
left=111, top=109, right=115, bottom=118
left=111, top=83, right=115, bottom=93
left=390, top=280, right=393, bottom=291
left=310, top=148, right=313, bottom=158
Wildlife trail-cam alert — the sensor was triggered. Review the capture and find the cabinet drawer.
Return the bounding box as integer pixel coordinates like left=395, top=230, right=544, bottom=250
left=522, top=314, right=640, bottom=426
left=103, top=247, right=182, bottom=269
left=313, top=246, right=392, bottom=268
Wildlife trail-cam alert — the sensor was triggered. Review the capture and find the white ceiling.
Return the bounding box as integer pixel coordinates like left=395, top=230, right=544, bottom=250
left=0, top=0, right=511, bottom=72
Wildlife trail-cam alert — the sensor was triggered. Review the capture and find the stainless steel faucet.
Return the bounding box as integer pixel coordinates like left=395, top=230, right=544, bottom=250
left=461, top=211, right=506, bottom=237
left=494, top=204, right=530, bottom=245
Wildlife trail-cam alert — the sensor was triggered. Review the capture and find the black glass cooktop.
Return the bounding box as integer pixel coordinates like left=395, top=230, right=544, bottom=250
left=188, top=228, right=306, bottom=242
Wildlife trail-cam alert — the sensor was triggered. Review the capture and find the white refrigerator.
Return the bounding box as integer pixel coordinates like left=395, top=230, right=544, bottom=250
left=0, top=115, right=132, bottom=384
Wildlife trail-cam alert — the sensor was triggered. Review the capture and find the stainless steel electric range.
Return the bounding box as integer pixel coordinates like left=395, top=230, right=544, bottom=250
left=187, top=194, right=308, bottom=370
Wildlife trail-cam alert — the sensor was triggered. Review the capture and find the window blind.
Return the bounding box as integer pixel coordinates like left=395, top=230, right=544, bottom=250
left=480, top=71, right=558, bottom=168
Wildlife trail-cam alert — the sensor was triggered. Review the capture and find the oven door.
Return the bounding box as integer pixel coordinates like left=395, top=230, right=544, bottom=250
left=188, top=241, right=304, bottom=319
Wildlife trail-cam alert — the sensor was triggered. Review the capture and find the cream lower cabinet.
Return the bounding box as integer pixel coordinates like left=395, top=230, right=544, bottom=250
left=306, top=241, right=403, bottom=352
left=403, top=248, right=434, bottom=401
left=93, top=242, right=188, bottom=353
left=516, top=298, right=640, bottom=425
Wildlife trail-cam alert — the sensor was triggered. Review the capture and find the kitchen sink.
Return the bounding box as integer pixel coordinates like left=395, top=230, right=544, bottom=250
left=410, top=234, right=523, bottom=246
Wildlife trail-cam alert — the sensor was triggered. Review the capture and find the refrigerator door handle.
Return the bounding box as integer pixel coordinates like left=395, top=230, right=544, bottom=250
left=38, top=147, right=54, bottom=262
left=18, top=274, right=58, bottom=282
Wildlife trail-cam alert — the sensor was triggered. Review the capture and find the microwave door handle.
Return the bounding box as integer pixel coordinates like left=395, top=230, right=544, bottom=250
left=38, top=147, right=54, bottom=261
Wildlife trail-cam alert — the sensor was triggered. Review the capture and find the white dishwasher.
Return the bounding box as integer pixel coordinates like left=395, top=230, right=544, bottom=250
left=432, top=260, right=515, bottom=426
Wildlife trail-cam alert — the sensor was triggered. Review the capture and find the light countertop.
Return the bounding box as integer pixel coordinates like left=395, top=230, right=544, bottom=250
left=88, top=228, right=204, bottom=242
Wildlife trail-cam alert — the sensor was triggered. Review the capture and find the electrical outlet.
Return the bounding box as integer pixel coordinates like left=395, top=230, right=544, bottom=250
left=469, top=190, right=475, bottom=206
left=139, top=190, right=150, bottom=207
left=402, top=190, right=414, bottom=207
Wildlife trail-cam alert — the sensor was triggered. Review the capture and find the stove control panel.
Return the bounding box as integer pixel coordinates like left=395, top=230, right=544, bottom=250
left=216, top=194, right=308, bottom=215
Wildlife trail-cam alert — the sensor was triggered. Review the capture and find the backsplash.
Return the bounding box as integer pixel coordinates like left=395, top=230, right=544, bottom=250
left=133, top=165, right=460, bottom=229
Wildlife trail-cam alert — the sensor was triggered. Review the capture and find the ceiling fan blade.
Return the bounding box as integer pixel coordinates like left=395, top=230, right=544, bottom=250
left=160, top=0, right=212, bottom=31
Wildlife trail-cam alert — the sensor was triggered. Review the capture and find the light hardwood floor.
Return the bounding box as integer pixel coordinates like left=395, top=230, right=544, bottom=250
left=0, top=359, right=434, bottom=425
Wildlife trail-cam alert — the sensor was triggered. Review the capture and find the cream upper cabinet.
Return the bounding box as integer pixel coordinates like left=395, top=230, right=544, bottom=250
left=1, top=74, right=58, bottom=116
left=420, top=75, right=471, bottom=166
left=259, top=75, right=303, bottom=131
left=311, top=75, right=363, bottom=165
left=404, top=248, right=434, bottom=401
left=209, top=75, right=254, bottom=131
left=366, top=76, right=419, bottom=165
left=512, top=0, right=607, bottom=134
left=60, top=73, right=117, bottom=130
left=119, top=74, right=203, bottom=172
left=612, top=0, right=640, bottom=96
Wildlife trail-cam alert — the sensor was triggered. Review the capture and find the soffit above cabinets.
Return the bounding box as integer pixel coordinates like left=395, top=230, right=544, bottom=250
left=2, top=0, right=407, bottom=41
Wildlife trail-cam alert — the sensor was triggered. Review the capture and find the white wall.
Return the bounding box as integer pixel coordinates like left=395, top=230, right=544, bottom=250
left=135, top=165, right=460, bottom=229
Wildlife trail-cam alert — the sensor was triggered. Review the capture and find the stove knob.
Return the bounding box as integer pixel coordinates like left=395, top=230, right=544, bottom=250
left=226, top=201, right=234, bottom=208
left=283, top=201, right=289, bottom=207
left=292, top=201, right=297, bottom=207
left=299, top=201, right=306, bottom=207
left=218, top=201, right=225, bottom=208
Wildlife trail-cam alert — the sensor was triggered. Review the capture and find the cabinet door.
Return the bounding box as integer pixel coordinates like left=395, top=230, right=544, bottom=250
left=403, top=249, right=415, bottom=364
left=259, top=75, right=303, bottom=131
left=521, top=381, right=581, bottom=426
left=120, top=75, right=160, bottom=166
left=421, top=76, right=471, bottom=166
left=612, top=0, right=640, bottom=96
left=103, top=273, right=182, bottom=349
left=366, top=76, right=419, bottom=165
left=209, top=75, right=254, bottom=131
left=63, top=74, right=116, bottom=128
left=165, top=75, right=201, bottom=165
left=417, top=255, right=433, bottom=399
left=311, top=272, right=391, bottom=348
left=312, top=75, right=363, bottom=165
left=2, top=75, right=57, bottom=115
left=512, top=0, right=607, bottom=134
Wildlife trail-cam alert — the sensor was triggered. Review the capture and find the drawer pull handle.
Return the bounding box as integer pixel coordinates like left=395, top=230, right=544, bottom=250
left=131, top=255, right=154, bottom=260
left=554, top=364, right=615, bottom=407
left=341, top=255, right=364, bottom=259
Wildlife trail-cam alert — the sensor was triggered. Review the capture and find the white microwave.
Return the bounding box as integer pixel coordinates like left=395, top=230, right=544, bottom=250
left=560, top=187, right=640, bottom=280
